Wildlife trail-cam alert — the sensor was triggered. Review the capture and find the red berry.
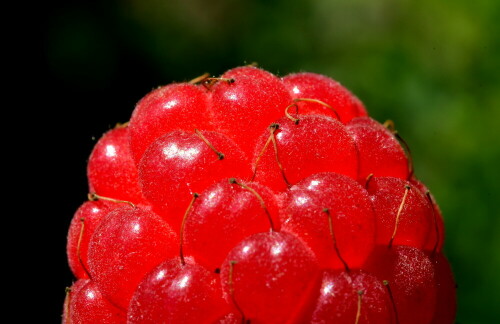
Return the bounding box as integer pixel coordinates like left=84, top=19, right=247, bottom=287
left=252, top=115, right=358, bottom=192
left=63, top=279, right=87, bottom=323
left=411, top=176, right=446, bottom=253
left=66, top=199, right=117, bottom=279
left=64, top=279, right=126, bottom=324
left=87, top=126, right=144, bottom=204
left=346, top=117, right=409, bottom=182
left=183, top=178, right=281, bottom=271
left=138, top=130, right=250, bottom=229
left=430, top=252, right=457, bottom=324
left=88, top=205, right=178, bottom=309
left=128, top=258, right=229, bottom=323
left=212, top=312, right=242, bottom=324
left=366, top=176, right=434, bottom=249
left=282, top=72, right=367, bottom=123
left=65, top=65, right=455, bottom=323
left=209, top=66, right=292, bottom=157
left=310, top=270, right=394, bottom=324
left=220, top=231, right=321, bottom=323
left=364, top=245, right=437, bottom=324
left=128, top=83, right=213, bottom=165
left=281, top=172, right=376, bottom=270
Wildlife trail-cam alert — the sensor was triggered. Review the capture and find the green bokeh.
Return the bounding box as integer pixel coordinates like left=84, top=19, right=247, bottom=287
left=47, top=0, right=499, bottom=322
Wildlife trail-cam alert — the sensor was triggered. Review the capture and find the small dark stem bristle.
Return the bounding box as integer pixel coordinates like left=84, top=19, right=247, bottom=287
left=394, top=132, right=414, bottom=180
left=284, top=103, right=300, bottom=124
left=323, top=208, right=350, bottom=272
left=383, top=120, right=414, bottom=180
left=355, top=289, right=364, bottom=324
left=229, top=178, right=275, bottom=232
left=383, top=280, right=400, bottom=324
left=388, top=185, right=411, bottom=249
left=229, top=260, right=247, bottom=323
left=268, top=124, right=291, bottom=188
left=188, top=72, right=210, bottom=84
left=194, top=129, right=225, bottom=160
left=87, top=193, right=135, bottom=208
left=77, top=218, right=92, bottom=279
left=383, top=120, right=396, bottom=132
left=365, top=173, right=374, bottom=189
left=179, top=193, right=199, bottom=266
left=64, top=286, right=72, bottom=323
left=114, top=121, right=129, bottom=129
left=293, top=98, right=341, bottom=120
left=251, top=129, right=274, bottom=182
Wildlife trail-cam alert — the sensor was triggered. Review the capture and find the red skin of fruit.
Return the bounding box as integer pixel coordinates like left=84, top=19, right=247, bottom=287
left=410, top=176, right=446, bottom=253
left=281, top=172, right=376, bottom=270
left=252, top=115, right=358, bottom=192
left=128, top=83, right=213, bottom=165
left=282, top=72, right=367, bottom=124
left=183, top=178, right=281, bottom=271
left=364, top=245, right=437, bottom=324
left=310, top=270, right=394, bottom=324
left=211, top=312, right=242, bottom=324
left=366, top=176, right=434, bottom=249
left=346, top=117, right=409, bottom=183
left=209, top=66, right=292, bottom=157
left=430, top=252, right=457, bottom=324
left=87, top=126, right=144, bottom=204
left=65, top=65, right=456, bottom=323
left=220, top=231, right=321, bottom=324
left=88, top=206, right=178, bottom=310
left=64, top=279, right=126, bottom=324
left=139, top=130, right=251, bottom=230
left=66, top=200, right=117, bottom=279
left=63, top=279, right=88, bottom=323
left=128, top=258, right=229, bottom=324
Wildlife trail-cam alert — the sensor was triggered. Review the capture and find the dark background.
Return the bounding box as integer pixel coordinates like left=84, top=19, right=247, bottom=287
left=27, top=0, right=499, bottom=322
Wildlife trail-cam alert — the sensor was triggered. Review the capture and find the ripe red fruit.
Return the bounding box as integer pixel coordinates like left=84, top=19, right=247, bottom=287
left=364, top=245, right=437, bottom=324
left=411, top=176, right=446, bottom=253
left=65, top=65, right=456, bottom=323
left=128, top=258, right=229, bottom=323
left=87, top=205, right=178, bottom=309
left=66, top=199, right=117, bottom=279
left=62, top=279, right=87, bottom=323
left=430, top=252, right=457, bottom=324
left=366, top=176, right=434, bottom=249
left=87, top=126, right=144, bottom=204
left=252, top=115, right=358, bottom=192
left=282, top=72, right=368, bottom=123
left=212, top=312, right=242, bottom=324
left=281, top=172, right=376, bottom=270
left=138, top=130, right=250, bottom=229
left=220, top=231, right=321, bottom=323
left=183, top=178, right=281, bottom=271
left=309, top=270, right=394, bottom=324
left=128, top=83, right=213, bottom=165
left=63, top=279, right=126, bottom=323
left=346, top=117, right=409, bottom=182
left=209, top=66, right=292, bottom=157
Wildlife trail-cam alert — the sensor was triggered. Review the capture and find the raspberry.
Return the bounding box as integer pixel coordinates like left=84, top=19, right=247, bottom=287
left=64, top=65, right=456, bottom=323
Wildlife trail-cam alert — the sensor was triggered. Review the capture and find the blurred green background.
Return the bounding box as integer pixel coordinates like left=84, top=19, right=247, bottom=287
left=43, top=0, right=499, bottom=322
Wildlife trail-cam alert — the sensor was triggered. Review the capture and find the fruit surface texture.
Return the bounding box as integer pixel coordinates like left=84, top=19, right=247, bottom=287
left=64, top=65, right=456, bottom=323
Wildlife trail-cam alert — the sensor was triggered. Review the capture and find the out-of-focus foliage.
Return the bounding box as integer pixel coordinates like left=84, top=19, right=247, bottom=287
left=46, top=0, right=500, bottom=322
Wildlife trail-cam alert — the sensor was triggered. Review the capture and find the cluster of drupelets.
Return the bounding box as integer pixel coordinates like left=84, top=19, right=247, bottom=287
left=64, top=65, right=456, bottom=324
